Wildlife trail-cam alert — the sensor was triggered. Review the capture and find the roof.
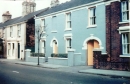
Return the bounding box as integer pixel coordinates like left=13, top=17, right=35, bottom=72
left=37, top=0, right=98, bottom=17
left=0, top=7, right=49, bottom=28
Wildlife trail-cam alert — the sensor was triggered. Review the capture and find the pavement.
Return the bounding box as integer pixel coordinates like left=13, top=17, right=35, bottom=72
left=0, top=59, right=130, bottom=78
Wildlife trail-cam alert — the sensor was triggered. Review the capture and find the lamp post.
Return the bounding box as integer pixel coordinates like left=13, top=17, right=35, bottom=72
left=36, top=23, right=48, bottom=65
left=37, top=29, right=44, bottom=65
left=37, top=30, right=40, bottom=65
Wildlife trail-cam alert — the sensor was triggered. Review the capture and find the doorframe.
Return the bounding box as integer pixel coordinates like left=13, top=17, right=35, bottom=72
left=82, top=35, right=103, bottom=50
left=82, top=35, right=103, bottom=66
left=87, top=40, right=99, bottom=66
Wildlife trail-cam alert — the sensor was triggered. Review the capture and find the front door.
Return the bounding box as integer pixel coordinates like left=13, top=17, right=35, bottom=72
left=53, top=40, right=58, bottom=54
left=18, top=43, right=20, bottom=59
left=87, top=40, right=99, bottom=65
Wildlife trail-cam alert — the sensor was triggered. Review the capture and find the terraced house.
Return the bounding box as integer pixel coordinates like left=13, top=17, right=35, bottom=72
left=35, top=0, right=106, bottom=66
left=34, top=0, right=130, bottom=71
left=0, top=1, right=48, bottom=59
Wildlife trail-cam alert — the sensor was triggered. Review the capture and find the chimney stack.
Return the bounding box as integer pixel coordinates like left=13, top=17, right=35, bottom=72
left=2, top=11, right=12, bottom=23
left=22, top=0, right=36, bottom=16
left=51, top=0, right=59, bottom=7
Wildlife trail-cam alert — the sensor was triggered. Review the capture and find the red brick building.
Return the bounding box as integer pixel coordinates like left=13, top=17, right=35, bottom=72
left=94, top=0, right=130, bottom=71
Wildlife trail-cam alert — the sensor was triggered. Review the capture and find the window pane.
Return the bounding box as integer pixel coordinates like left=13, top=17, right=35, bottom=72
left=89, top=7, right=96, bottom=25
left=93, top=8, right=96, bottom=16
left=127, top=11, right=129, bottom=20
left=121, top=1, right=129, bottom=21
left=122, top=33, right=130, bottom=54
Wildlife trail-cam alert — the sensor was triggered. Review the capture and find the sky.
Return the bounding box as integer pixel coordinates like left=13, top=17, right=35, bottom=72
left=0, top=0, right=70, bottom=22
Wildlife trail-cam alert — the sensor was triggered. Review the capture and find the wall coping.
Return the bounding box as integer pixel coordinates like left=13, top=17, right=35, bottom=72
left=68, top=49, right=75, bottom=52
left=93, top=48, right=102, bottom=51
left=48, top=57, right=68, bottom=60
left=74, top=53, right=81, bottom=55
left=29, top=57, right=45, bottom=58
left=25, top=49, right=31, bottom=51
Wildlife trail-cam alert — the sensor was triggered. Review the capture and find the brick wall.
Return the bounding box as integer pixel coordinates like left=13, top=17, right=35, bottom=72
left=105, top=1, right=130, bottom=70
left=106, top=1, right=121, bottom=62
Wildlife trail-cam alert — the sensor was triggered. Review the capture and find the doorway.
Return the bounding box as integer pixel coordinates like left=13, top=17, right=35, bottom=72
left=87, top=40, right=99, bottom=65
left=53, top=40, right=58, bottom=54
left=18, top=43, right=20, bottom=59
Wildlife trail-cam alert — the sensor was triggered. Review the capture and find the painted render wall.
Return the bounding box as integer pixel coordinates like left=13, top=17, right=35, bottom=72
left=35, top=3, right=106, bottom=65
left=6, top=23, right=26, bottom=59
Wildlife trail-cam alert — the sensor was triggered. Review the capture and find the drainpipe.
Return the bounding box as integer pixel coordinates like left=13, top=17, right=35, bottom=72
left=109, top=5, right=112, bottom=68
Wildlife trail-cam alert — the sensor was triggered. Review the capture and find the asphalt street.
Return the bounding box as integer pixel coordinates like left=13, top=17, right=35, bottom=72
left=0, top=61, right=130, bottom=84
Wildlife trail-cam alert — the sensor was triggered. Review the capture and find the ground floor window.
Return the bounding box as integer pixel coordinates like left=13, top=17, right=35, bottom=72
left=122, top=33, right=130, bottom=54
left=8, top=43, right=11, bottom=55
left=66, top=38, right=71, bottom=53
left=40, top=40, right=45, bottom=53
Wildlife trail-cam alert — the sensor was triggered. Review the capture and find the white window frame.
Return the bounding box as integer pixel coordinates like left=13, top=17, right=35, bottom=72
left=3, top=29, right=5, bottom=38
left=121, top=0, right=129, bottom=22
left=40, top=40, right=45, bottom=53
left=41, top=19, right=45, bottom=32
left=64, top=34, right=72, bottom=53
left=122, top=33, right=130, bottom=54
left=8, top=43, right=11, bottom=55
left=17, top=24, right=21, bottom=37
left=66, top=38, right=71, bottom=53
left=65, top=12, right=72, bottom=31
left=10, top=26, right=13, bottom=37
left=88, top=7, right=96, bottom=27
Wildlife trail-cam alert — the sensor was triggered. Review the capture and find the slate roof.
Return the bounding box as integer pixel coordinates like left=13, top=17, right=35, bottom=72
left=37, top=0, right=98, bottom=17
left=0, top=7, right=49, bottom=28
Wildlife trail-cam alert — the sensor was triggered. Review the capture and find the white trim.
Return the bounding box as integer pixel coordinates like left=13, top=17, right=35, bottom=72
left=102, top=53, right=107, bottom=55
left=119, top=21, right=130, bottom=24
left=87, top=25, right=97, bottom=28
left=50, top=37, right=58, bottom=47
left=64, top=28, right=72, bottom=31
left=118, top=26, right=130, bottom=34
left=74, top=53, right=82, bottom=55
left=82, top=34, right=104, bottom=49
left=35, top=0, right=103, bottom=19
left=51, top=31, right=58, bottom=33
left=48, top=57, right=68, bottom=60
left=25, top=49, right=31, bottom=52
left=40, top=36, right=46, bottom=41
left=4, top=21, right=27, bottom=28
left=51, top=15, right=57, bottom=18
left=68, top=49, right=75, bottom=52
left=120, top=55, right=130, bottom=57
left=64, top=33, right=72, bottom=40
left=93, top=48, right=102, bottom=51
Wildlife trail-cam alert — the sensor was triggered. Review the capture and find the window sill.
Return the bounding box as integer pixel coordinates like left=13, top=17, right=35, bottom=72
left=120, top=54, right=130, bottom=57
left=64, top=28, right=72, bottom=31
left=87, top=25, right=97, bottom=28
left=51, top=31, right=57, bottom=33
left=119, top=21, right=130, bottom=24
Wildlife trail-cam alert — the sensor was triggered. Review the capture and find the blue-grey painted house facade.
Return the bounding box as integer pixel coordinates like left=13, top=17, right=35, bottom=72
left=34, top=0, right=106, bottom=66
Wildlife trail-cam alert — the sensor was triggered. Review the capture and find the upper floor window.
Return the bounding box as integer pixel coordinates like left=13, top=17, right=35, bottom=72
left=41, top=19, right=45, bottom=31
left=17, top=24, right=21, bottom=37
left=122, top=33, right=130, bottom=54
left=3, top=29, right=5, bottom=38
left=10, top=26, right=13, bottom=37
left=121, top=0, right=129, bottom=21
left=89, top=7, right=96, bottom=26
left=52, top=16, right=57, bottom=31
left=66, top=13, right=71, bottom=30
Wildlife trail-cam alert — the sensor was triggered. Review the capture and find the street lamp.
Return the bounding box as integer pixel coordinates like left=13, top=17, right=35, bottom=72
left=36, top=24, right=48, bottom=65
left=37, top=30, right=43, bottom=65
